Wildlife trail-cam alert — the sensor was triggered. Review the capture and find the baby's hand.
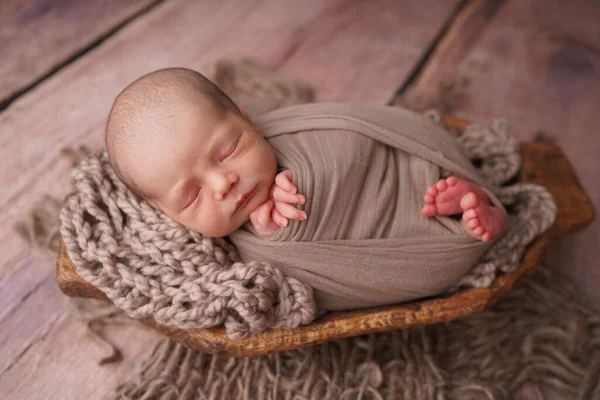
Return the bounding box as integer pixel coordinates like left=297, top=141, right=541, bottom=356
left=249, top=170, right=307, bottom=237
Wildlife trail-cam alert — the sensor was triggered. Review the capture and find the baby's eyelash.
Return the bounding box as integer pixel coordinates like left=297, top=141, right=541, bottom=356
left=184, top=188, right=201, bottom=209
left=221, top=136, right=241, bottom=160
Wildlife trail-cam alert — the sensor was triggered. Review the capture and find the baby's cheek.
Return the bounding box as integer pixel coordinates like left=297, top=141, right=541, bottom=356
left=203, top=201, right=228, bottom=226
left=195, top=202, right=213, bottom=221
left=254, top=141, right=277, bottom=173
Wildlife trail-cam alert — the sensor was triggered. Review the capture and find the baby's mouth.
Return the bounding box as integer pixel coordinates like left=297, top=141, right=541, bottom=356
left=234, top=185, right=258, bottom=214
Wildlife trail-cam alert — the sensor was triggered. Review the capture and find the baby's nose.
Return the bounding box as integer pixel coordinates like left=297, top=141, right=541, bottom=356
left=212, top=171, right=239, bottom=200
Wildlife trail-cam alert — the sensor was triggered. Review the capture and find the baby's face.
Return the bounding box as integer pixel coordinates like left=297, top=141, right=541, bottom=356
left=124, top=99, right=277, bottom=237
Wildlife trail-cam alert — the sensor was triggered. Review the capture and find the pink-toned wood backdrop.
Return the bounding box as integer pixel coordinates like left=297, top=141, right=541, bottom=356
left=1, top=0, right=597, bottom=398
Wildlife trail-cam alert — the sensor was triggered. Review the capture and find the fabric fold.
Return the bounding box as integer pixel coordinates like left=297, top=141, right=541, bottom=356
left=230, top=103, right=505, bottom=311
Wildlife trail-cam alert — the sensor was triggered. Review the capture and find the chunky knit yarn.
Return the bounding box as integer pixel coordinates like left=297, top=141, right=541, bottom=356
left=58, top=59, right=556, bottom=339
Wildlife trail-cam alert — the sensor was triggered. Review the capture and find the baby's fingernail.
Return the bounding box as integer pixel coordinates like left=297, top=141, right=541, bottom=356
left=303, top=213, right=307, bottom=220
left=281, top=219, right=288, bottom=227
left=298, top=195, right=305, bottom=204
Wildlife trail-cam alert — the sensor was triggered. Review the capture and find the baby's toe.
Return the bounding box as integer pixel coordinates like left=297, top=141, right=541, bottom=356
left=481, top=232, right=491, bottom=242
left=422, top=204, right=437, bottom=217
left=436, top=180, right=447, bottom=191
left=446, top=176, right=458, bottom=186
left=427, top=186, right=438, bottom=196
left=473, top=226, right=484, bottom=236
left=424, top=194, right=435, bottom=204
left=463, top=209, right=478, bottom=221
left=460, top=192, right=479, bottom=210
left=467, top=218, right=480, bottom=229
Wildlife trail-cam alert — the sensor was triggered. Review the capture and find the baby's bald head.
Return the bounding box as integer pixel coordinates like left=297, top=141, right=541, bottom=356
left=105, top=68, right=241, bottom=199
left=104, top=67, right=277, bottom=237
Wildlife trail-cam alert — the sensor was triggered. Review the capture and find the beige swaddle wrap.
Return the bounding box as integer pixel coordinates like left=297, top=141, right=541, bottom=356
left=229, top=103, right=506, bottom=311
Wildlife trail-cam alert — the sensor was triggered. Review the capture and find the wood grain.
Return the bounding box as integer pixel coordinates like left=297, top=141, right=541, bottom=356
left=277, top=0, right=462, bottom=105
left=0, top=260, right=61, bottom=375
left=56, top=116, right=595, bottom=357
left=393, top=0, right=600, bottom=304
left=1, top=0, right=462, bottom=397
left=0, top=303, right=160, bottom=399
left=0, top=0, right=159, bottom=106
left=0, top=258, right=160, bottom=399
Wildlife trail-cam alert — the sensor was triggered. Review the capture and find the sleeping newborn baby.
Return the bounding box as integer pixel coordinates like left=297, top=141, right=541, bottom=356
left=106, top=67, right=507, bottom=311
left=106, top=68, right=305, bottom=238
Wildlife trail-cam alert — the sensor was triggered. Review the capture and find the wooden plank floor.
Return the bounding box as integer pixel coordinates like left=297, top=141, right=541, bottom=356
left=0, top=0, right=462, bottom=398
left=0, top=0, right=160, bottom=106
left=1, top=0, right=597, bottom=398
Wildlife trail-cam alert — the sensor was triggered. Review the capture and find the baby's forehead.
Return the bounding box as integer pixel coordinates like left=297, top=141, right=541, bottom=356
left=128, top=88, right=221, bottom=129
left=113, top=77, right=234, bottom=154
left=135, top=100, right=230, bottom=149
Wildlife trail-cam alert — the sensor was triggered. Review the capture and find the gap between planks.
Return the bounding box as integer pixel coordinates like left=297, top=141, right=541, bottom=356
left=0, top=0, right=165, bottom=113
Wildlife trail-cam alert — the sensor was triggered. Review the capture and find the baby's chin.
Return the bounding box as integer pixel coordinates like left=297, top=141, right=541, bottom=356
left=185, top=222, right=240, bottom=238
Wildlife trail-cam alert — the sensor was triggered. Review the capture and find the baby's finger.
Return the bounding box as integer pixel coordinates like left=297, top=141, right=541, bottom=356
left=275, top=170, right=297, bottom=194
left=249, top=200, right=274, bottom=227
left=249, top=200, right=281, bottom=237
left=271, top=208, right=289, bottom=227
left=272, top=185, right=305, bottom=204
left=274, top=200, right=307, bottom=221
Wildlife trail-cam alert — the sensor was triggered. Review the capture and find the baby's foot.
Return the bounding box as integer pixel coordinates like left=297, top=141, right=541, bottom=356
left=421, top=176, right=489, bottom=217
left=460, top=192, right=507, bottom=242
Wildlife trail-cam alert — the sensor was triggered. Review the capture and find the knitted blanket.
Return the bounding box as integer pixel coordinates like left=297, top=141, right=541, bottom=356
left=58, top=59, right=556, bottom=339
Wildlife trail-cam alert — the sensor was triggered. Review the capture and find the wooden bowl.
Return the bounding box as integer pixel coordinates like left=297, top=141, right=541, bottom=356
left=56, top=115, right=595, bottom=357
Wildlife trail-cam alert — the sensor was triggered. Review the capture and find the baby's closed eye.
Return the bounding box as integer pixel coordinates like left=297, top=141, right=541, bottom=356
left=219, top=135, right=241, bottom=161
left=182, top=187, right=201, bottom=210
